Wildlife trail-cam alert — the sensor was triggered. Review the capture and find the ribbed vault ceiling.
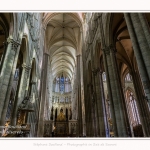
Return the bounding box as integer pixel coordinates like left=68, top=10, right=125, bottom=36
left=45, top=13, right=81, bottom=79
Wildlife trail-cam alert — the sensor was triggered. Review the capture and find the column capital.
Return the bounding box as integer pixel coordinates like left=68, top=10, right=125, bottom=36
left=44, top=52, right=49, bottom=56
left=92, top=67, right=100, bottom=76
left=22, top=64, right=32, bottom=70
left=31, top=80, right=36, bottom=85
left=97, top=38, right=101, bottom=43
left=7, top=37, right=20, bottom=52
left=7, top=37, right=20, bottom=46
left=99, top=69, right=104, bottom=75
left=108, top=44, right=117, bottom=53
left=76, top=54, right=81, bottom=57
left=42, top=25, right=46, bottom=31
left=2, top=41, right=7, bottom=47
left=102, top=46, right=110, bottom=55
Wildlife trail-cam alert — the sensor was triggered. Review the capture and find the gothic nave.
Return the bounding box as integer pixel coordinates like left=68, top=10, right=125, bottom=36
left=0, top=12, right=150, bottom=137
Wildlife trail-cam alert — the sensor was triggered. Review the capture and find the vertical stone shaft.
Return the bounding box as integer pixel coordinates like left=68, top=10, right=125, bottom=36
left=131, top=69, right=150, bottom=137
left=113, top=54, right=131, bottom=137
left=93, top=69, right=106, bottom=137
left=138, top=14, right=150, bottom=49
left=88, top=92, right=93, bottom=137
left=124, top=13, right=150, bottom=106
left=37, top=53, right=48, bottom=137
left=86, top=86, right=89, bottom=136
left=131, top=13, right=150, bottom=79
left=109, top=46, right=128, bottom=137
left=89, top=84, right=96, bottom=136
left=102, top=51, right=118, bottom=137
left=136, top=71, right=150, bottom=135
left=104, top=47, right=127, bottom=137
left=98, top=16, right=118, bottom=137
left=0, top=39, right=20, bottom=130
left=92, top=71, right=100, bottom=137
left=76, top=55, right=83, bottom=137
left=86, top=89, right=90, bottom=136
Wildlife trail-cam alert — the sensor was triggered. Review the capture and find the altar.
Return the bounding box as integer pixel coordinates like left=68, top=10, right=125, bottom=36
left=43, top=108, right=77, bottom=137
left=54, top=121, right=68, bottom=137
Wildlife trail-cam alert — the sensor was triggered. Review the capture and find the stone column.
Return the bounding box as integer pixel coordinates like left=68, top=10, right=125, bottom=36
left=82, top=63, right=87, bottom=136
left=86, top=90, right=92, bottom=137
left=85, top=85, right=90, bottom=137
left=99, top=69, right=109, bottom=137
left=130, top=13, right=150, bottom=79
left=92, top=68, right=106, bottom=137
left=88, top=92, right=93, bottom=137
left=92, top=71, right=100, bottom=137
left=138, top=14, right=150, bottom=49
left=110, top=45, right=130, bottom=136
left=131, top=69, right=150, bottom=137
left=0, top=41, right=7, bottom=73
left=124, top=13, right=150, bottom=106
left=0, top=38, right=20, bottom=135
left=11, top=64, right=31, bottom=126
left=80, top=56, right=86, bottom=137
left=103, top=46, right=128, bottom=137
left=102, top=49, right=118, bottom=137
left=98, top=15, right=118, bottom=137
left=85, top=87, right=89, bottom=136
left=76, top=55, right=83, bottom=137
left=37, top=53, right=49, bottom=137
left=88, top=84, right=96, bottom=137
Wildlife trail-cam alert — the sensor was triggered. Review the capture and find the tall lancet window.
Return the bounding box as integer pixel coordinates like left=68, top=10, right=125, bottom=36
left=102, top=72, right=106, bottom=81
left=60, top=73, right=65, bottom=94
left=55, top=77, right=59, bottom=92
left=125, top=90, right=141, bottom=127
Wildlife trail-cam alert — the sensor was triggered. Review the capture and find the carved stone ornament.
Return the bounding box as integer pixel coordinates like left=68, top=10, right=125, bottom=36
left=108, top=118, right=114, bottom=137
left=18, top=96, right=34, bottom=112
left=92, top=68, right=100, bottom=76
left=27, top=13, right=39, bottom=42
left=7, top=37, right=20, bottom=51
left=26, top=13, right=40, bottom=50
left=109, top=44, right=117, bottom=53
left=102, top=47, right=110, bottom=55
left=17, top=111, right=26, bottom=125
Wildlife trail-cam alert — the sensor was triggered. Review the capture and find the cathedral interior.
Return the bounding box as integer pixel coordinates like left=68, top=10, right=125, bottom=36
left=0, top=12, right=150, bottom=137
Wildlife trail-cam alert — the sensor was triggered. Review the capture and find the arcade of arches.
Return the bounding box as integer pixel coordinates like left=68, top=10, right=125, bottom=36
left=0, top=12, right=150, bottom=137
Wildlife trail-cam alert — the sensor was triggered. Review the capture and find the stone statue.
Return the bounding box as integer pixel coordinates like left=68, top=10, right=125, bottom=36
left=17, top=110, right=26, bottom=125
left=57, top=108, right=66, bottom=121
left=50, top=106, right=53, bottom=120
left=17, top=96, right=34, bottom=125
left=18, top=96, right=34, bottom=112
left=69, top=107, right=72, bottom=120
left=108, top=118, right=114, bottom=137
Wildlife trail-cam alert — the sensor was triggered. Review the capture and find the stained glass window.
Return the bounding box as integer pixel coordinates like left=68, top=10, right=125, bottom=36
left=125, top=73, right=132, bottom=81
left=60, top=74, right=65, bottom=94
left=102, top=72, right=106, bottom=81
left=125, top=90, right=141, bottom=126
left=53, top=75, right=72, bottom=93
